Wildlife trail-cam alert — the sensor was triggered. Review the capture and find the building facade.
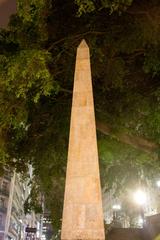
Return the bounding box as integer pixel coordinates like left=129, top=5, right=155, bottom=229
left=0, top=169, right=41, bottom=240
left=0, top=169, right=12, bottom=240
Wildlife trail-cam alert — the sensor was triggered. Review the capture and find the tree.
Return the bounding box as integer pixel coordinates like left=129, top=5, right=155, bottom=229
left=0, top=0, right=160, bottom=232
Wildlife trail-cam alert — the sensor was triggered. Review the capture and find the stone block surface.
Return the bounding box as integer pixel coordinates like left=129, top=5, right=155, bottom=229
left=61, top=40, right=105, bottom=240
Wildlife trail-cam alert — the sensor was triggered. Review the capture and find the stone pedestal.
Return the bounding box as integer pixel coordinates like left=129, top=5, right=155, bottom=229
left=61, top=40, right=105, bottom=240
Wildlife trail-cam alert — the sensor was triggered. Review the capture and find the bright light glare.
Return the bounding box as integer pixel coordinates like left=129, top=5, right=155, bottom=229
left=138, top=217, right=143, bottom=225
left=112, top=204, right=121, bottom=210
left=134, top=190, right=147, bottom=205
left=156, top=180, right=160, bottom=187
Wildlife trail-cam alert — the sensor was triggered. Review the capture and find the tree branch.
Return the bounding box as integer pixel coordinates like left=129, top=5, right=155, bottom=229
left=96, top=120, right=159, bottom=154
left=48, top=31, right=106, bottom=51
left=56, top=89, right=159, bottom=154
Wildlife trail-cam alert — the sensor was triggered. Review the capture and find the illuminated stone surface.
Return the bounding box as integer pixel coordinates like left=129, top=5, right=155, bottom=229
left=61, top=40, right=105, bottom=240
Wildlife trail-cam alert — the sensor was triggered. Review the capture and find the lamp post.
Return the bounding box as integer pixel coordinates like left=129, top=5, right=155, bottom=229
left=133, top=189, right=147, bottom=227
left=156, top=180, right=160, bottom=211
left=19, top=219, right=22, bottom=240
left=112, top=204, right=121, bottom=221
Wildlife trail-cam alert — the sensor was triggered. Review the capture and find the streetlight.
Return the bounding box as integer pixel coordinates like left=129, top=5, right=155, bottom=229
left=133, top=189, right=147, bottom=206
left=156, top=180, right=160, bottom=188
left=112, top=204, right=121, bottom=210
left=112, top=204, right=121, bottom=221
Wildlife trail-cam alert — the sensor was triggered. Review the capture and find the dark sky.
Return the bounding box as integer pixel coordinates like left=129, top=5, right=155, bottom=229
left=0, top=0, right=16, bottom=27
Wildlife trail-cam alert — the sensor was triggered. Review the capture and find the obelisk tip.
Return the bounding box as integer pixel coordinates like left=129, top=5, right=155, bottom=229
left=78, top=39, right=88, bottom=49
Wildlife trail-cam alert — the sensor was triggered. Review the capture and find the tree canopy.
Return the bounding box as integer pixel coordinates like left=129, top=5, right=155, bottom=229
left=0, top=0, right=160, bottom=232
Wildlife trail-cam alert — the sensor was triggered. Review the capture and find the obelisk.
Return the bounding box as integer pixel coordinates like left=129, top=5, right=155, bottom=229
left=61, top=40, right=105, bottom=240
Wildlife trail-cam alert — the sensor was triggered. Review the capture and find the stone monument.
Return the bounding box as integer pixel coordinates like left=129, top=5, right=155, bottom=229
left=61, top=40, right=105, bottom=240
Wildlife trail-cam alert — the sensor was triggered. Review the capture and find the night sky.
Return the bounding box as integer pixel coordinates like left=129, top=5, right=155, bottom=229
left=0, top=0, right=16, bottom=27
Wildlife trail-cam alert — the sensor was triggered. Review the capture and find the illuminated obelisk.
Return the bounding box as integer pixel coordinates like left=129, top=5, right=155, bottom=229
left=61, top=40, right=105, bottom=240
